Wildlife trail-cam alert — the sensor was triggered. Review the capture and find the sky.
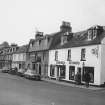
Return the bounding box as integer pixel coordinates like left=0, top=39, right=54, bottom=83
left=0, top=0, right=105, bottom=46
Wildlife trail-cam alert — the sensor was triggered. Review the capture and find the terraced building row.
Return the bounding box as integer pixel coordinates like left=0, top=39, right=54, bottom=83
left=0, top=21, right=105, bottom=86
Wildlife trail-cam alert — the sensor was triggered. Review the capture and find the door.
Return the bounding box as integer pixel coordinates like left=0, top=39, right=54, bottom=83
left=56, top=66, right=60, bottom=78
left=69, top=66, right=75, bottom=80
left=39, top=64, right=41, bottom=75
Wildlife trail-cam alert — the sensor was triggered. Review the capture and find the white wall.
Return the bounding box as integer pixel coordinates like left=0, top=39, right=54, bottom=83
left=13, top=53, right=26, bottom=62
left=49, top=45, right=101, bottom=85
left=100, top=44, right=105, bottom=85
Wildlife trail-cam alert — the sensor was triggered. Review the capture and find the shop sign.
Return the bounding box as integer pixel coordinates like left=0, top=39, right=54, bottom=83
left=56, top=61, right=65, bottom=65
left=69, top=61, right=80, bottom=65
left=91, top=47, right=98, bottom=58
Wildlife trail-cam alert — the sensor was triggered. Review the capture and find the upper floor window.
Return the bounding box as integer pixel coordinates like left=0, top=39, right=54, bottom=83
left=81, top=48, right=86, bottom=61
left=55, top=51, right=58, bottom=61
left=88, top=28, right=97, bottom=41
left=67, top=49, right=71, bottom=61
left=39, top=40, right=41, bottom=45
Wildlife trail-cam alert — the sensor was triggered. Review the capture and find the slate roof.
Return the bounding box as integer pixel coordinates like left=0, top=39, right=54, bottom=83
left=27, top=32, right=63, bottom=52
left=15, top=45, right=28, bottom=54
left=50, top=26, right=105, bottom=50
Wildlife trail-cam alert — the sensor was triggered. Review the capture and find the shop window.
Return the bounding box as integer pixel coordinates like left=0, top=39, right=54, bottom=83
left=82, top=67, right=94, bottom=83
left=69, top=66, right=75, bottom=80
left=81, top=48, right=86, bottom=61
left=60, top=65, right=66, bottom=79
left=55, top=51, right=58, bottom=61
left=50, top=65, right=55, bottom=77
left=32, top=63, right=35, bottom=70
left=67, top=49, right=71, bottom=61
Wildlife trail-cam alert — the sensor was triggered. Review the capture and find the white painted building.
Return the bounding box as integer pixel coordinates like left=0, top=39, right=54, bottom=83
left=48, top=25, right=105, bottom=86
left=12, top=45, right=28, bottom=70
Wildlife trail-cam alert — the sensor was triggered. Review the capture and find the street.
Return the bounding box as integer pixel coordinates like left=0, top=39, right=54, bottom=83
left=0, top=73, right=105, bottom=105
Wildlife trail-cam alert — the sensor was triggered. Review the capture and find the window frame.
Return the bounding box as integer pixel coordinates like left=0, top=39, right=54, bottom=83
left=67, top=49, right=71, bottom=61
left=81, top=48, right=86, bottom=61
left=55, top=51, right=58, bottom=61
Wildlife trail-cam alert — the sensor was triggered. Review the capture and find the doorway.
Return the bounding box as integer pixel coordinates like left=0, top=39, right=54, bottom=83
left=39, top=64, right=41, bottom=75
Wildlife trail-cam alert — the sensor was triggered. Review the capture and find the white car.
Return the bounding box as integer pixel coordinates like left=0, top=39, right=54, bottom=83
left=17, top=69, right=25, bottom=77
left=24, top=69, right=41, bottom=80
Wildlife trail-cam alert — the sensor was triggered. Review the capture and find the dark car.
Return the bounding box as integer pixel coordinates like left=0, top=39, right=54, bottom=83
left=24, top=69, right=41, bottom=81
left=1, top=67, right=10, bottom=73
left=8, top=67, right=18, bottom=75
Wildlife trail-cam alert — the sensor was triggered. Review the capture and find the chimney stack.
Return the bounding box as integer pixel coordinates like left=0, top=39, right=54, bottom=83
left=35, top=31, right=43, bottom=39
left=60, top=21, right=72, bottom=32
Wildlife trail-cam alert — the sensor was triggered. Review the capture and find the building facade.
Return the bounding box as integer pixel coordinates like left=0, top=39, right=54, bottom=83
left=12, top=45, right=28, bottom=70
left=48, top=25, right=105, bottom=86
left=0, top=44, right=18, bottom=69
left=27, top=32, right=52, bottom=77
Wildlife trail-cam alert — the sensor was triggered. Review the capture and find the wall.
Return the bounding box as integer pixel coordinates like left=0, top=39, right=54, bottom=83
left=48, top=45, right=101, bottom=85
left=13, top=53, right=26, bottom=62
left=100, top=44, right=105, bottom=85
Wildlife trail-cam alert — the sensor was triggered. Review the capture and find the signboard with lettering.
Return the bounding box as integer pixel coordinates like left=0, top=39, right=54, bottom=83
left=69, top=61, right=80, bottom=65
left=56, top=61, right=65, bottom=65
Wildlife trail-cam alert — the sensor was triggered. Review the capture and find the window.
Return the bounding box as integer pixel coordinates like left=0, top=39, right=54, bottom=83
left=55, top=51, right=58, bottom=61
left=88, top=30, right=93, bottom=40
left=32, top=63, right=35, bottom=70
left=69, top=66, right=75, bottom=80
left=50, top=65, right=55, bottom=77
left=39, top=40, right=41, bottom=45
left=81, top=48, right=86, bottom=61
left=60, top=65, right=66, bottom=79
left=82, top=67, right=94, bottom=83
left=67, top=49, right=71, bottom=61
left=93, top=29, right=97, bottom=39
left=43, top=52, right=46, bottom=61
left=88, top=29, right=97, bottom=40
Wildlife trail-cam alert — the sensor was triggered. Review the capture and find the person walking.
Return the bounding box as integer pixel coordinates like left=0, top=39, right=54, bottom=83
left=84, top=71, right=91, bottom=88
left=75, top=71, right=81, bottom=85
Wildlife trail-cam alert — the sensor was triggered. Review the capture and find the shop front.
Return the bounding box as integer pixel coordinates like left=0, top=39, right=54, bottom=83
left=68, top=61, right=94, bottom=84
left=50, top=61, right=66, bottom=80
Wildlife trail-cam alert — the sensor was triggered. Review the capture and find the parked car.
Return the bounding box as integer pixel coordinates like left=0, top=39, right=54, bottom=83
left=1, top=67, right=10, bottom=73
left=8, top=67, right=18, bottom=75
left=17, top=69, right=26, bottom=77
left=24, top=69, right=41, bottom=80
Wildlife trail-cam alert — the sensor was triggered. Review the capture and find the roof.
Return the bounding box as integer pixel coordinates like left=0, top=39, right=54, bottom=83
left=51, top=26, right=105, bottom=50
left=27, top=32, right=61, bottom=52
left=15, top=45, right=28, bottom=53
left=49, top=31, right=66, bottom=50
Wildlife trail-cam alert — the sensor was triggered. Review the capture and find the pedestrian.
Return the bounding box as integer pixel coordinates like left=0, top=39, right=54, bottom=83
left=75, top=71, right=81, bottom=85
left=84, top=71, right=91, bottom=88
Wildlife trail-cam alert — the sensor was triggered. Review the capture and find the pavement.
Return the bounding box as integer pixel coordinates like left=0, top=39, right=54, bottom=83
left=42, top=78, right=105, bottom=90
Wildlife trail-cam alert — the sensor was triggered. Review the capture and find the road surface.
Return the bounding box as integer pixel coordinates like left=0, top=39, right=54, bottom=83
left=0, top=73, right=105, bottom=105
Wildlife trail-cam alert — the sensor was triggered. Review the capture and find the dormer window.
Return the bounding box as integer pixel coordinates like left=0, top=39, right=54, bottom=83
left=93, top=29, right=97, bottom=39
left=30, top=43, right=33, bottom=48
left=39, top=40, right=41, bottom=45
left=88, top=29, right=93, bottom=40
left=88, top=26, right=100, bottom=41
left=61, top=35, right=67, bottom=45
